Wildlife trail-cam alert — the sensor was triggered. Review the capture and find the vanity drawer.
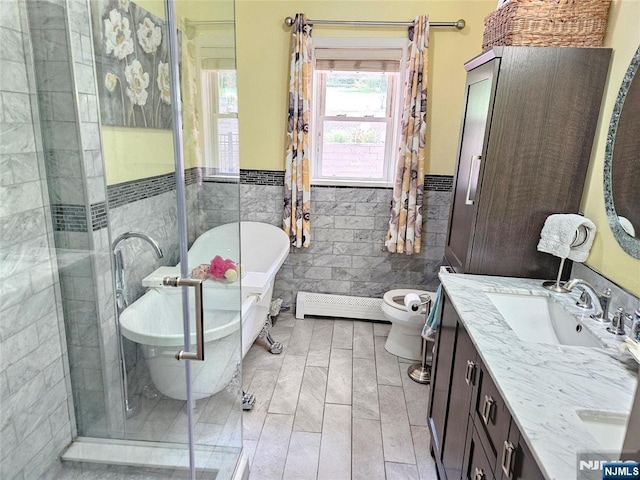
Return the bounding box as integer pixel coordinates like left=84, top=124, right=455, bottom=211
left=464, top=421, right=495, bottom=480
left=473, top=360, right=510, bottom=465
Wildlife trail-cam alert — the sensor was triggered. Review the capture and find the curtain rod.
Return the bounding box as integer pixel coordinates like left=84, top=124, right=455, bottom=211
left=185, top=20, right=234, bottom=25
left=284, top=17, right=466, bottom=30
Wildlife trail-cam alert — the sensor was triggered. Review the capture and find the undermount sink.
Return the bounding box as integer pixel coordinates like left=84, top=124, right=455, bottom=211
left=486, top=292, right=602, bottom=347
left=575, top=409, right=629, bottom=451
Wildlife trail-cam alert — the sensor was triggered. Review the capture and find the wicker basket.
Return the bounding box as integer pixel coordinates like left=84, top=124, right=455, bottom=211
left=482, top=0, right=611, bottom=51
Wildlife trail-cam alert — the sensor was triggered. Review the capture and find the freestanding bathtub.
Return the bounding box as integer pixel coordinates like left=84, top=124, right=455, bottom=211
left=119, top=222, right=289, bottom=400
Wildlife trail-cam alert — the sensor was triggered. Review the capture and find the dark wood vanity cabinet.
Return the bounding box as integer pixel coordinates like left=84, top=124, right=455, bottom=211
left=445, top=47, right=612, bottom=280
left=428, top=292, right=544, bottom=480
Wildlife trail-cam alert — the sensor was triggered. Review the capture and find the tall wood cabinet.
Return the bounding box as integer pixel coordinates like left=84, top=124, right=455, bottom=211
left=445, top=47, right=611, bottom=279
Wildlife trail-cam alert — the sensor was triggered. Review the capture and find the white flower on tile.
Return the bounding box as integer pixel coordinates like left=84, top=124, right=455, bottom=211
left=117, top=0, right=130, bottom=12
left=137, top=17, right=162, bottom=54
left=157, top=61, right=171, bottom=105
left=104, top=9, right=133, bottom=60
left=104, top=72, right=118, bottom=93
left=125, top=60, right=149, bottom=106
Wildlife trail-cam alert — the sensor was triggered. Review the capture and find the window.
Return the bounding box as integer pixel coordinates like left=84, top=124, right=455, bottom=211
left=312, top=40, right=405, bottom=186
left=202, top=70, right=239, bottom=176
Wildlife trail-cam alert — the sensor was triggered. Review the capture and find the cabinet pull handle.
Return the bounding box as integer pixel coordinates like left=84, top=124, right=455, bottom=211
left=464, top=360, right=476, bottom=385
left=474, top=467, right=486, bottom=480
left=501, top=440, right=516, bottom=478
left=481, top=395, right=495, bottom=425
left=465, top=154, right=482, bottom=205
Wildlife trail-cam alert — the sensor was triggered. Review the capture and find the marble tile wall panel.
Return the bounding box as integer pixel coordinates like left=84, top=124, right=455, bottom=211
left=109, top=190, right=180, bottom=303
left=0, top=0, right=74, bottom=477
left=198, top=181, right=451, bottom=309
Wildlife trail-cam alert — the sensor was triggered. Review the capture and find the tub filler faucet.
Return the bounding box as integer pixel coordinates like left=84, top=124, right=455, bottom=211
left=112, top=231, right=163, bottom=311
left=563, top=278, right=612, bottom=323
left=111, top=231, right=163, bottom=419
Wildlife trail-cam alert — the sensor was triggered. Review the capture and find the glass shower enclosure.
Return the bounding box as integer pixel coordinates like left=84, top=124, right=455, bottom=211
left=0, top=0, right=243, bottom=477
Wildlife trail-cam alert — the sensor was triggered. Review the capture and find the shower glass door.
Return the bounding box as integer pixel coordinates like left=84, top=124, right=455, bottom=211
left=80, top=0, right=242, bottom=476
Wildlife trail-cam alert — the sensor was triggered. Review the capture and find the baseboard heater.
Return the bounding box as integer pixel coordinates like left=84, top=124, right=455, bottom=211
left=295, top=292, right=387, bottom=321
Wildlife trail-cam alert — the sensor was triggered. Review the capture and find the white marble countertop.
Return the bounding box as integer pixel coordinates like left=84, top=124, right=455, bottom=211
left=438, top=272, right=639, bottom=480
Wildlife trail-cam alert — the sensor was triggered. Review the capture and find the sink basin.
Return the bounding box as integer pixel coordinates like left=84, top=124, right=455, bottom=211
left=486, top=293, right=602, bottom=347
left=575, top=409, right=629, bottom=451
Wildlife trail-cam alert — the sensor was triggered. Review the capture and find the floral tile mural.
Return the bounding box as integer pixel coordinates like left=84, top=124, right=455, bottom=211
left=91, top=0, right=173, bottom=128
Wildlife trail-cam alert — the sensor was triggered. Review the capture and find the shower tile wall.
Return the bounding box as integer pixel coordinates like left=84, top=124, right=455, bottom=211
left=26, top=0, right=125, bottom=439
left=106, top=171, right=201, bottom=304
left=0, top=0, right=74, bottom=478
left=199, top=171, right=453, bottom=308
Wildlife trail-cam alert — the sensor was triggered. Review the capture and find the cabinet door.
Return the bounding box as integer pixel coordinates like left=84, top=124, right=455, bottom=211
left=445, top=59, right=497, bottom=273
left=442, top=319, right=478, bottom=478
left=429, top=294, right=460, bottom=468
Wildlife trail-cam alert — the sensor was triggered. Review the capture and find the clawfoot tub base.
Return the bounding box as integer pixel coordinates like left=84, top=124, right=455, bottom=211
left=259, top=315, right=283, bottom=354
left=242, top=391, right=255, bottom=411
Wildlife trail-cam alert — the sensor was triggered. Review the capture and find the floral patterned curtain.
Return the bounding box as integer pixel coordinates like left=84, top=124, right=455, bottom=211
left=385, top=15, right=429, bottom=255
left=283, top=14, right=312, bottom=248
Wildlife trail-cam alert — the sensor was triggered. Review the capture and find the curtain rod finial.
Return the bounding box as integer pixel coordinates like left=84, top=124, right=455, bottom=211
left=455, top=19, right=466, bottom=30
left=284, top=16, right=295, bottom=27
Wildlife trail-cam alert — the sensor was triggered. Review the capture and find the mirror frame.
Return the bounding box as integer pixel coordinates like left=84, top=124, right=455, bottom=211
left=604, top=44, right=640, bottom=259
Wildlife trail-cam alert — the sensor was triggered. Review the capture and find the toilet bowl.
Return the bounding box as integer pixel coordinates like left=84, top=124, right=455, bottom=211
left=381, top=289, right=433, bottom=361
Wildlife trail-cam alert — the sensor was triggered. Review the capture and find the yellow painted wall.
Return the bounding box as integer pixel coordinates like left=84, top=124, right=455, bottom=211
left=103, top=0, right=640, bottom=295
left=235, top=0, right=496, bottom=173
left=102, top=128, right=175, bottom=184
left=581, top=0, right=640, bottom=296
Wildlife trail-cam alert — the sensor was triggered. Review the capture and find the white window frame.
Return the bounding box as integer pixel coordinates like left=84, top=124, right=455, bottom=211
left=311, top=37, right=407, bottom=187
left=194, top=25, right=239, bottom=179
left=201, top=69, right=239, bottom=177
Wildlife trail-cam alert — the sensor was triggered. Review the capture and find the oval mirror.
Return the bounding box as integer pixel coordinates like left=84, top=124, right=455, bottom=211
left=604, top=45, right=640, bottom=258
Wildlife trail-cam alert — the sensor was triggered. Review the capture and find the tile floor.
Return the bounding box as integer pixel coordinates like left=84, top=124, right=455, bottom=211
left=242, top=312, right=438, bottom=480
left=56, top=313, right=438, bottom=479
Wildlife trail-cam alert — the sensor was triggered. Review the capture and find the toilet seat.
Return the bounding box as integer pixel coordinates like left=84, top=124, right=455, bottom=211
left=383, top=289, right=431, bottom=313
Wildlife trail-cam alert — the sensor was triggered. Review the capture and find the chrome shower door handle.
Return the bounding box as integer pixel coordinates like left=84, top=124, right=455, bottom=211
left=465, top=155, right=482, bottom=205
left=162, top=276, right=205, bottom=361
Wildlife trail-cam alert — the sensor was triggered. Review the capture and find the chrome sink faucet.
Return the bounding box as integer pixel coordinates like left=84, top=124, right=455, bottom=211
left=112, top=232, right=164, bottom=311
left=563, top=278, right=612, bottom=323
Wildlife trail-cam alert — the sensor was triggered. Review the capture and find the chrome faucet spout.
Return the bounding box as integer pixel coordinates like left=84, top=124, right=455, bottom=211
left=563, top=278, right=612, bottom=323
left=112, top=232, right=164, bottom=314
left=112, top=231, right=164, bottom=259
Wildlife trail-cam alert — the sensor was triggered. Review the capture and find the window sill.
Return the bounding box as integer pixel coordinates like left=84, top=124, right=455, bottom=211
left=202, top=174, right=240, bottom=183
left=311, top=178, right=393, bottom=189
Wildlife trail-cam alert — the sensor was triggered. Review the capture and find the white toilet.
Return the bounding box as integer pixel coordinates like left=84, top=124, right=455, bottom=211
left=381, top=289, right=433, bottom=361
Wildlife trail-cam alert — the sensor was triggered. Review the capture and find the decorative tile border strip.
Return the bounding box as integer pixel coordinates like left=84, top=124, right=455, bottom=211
left=52, top=202, right=108, bottom=232
left=52, top=204, right=88, bottom=232
left=239, top=169, right=285, bottom=186
left=425, top=175, right=453, bottom=192
left=212, top=169, right=454, bottom=192
left=107, top=167, right=200, bottom=209
left=53, top=170, right=453, bottom=232
left=91, top=202, right=107, bottom=231
left=107, top=172, right=175, bottom=209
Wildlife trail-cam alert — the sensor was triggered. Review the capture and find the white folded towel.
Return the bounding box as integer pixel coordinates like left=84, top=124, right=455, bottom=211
left=618, top=337, right=640, bottom=365
left=537, top=214, right=596, bottom=263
